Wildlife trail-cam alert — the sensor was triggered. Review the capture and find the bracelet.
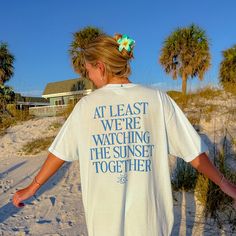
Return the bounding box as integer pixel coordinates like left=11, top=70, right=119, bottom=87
left=219, top=175, right=225, bottom=187
left=34, top=177, right=42, bottom=186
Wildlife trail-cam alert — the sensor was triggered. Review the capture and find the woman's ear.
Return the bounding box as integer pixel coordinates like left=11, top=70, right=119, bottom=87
left=96, top=61, right=105, bottom=76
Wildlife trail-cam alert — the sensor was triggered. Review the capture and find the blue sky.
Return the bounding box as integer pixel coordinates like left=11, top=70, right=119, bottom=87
left=1, top=0, right=236, bottom=96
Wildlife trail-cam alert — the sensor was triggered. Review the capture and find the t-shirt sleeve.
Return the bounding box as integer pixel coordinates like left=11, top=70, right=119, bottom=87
left=161, top=92, right=209, bottom=162
left=48, top=102, right=81, bottom=162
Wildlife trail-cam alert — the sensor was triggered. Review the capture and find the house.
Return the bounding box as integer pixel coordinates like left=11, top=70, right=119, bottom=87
left=42, top=77, right=95, bottom=106
left=15, top=93, right=50, bottom=110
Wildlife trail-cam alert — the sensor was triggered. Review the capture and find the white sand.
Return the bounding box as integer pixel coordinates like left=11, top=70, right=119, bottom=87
left=0, top=117, right=87, bottom=236
left=0, top=107, right=235, bottom=236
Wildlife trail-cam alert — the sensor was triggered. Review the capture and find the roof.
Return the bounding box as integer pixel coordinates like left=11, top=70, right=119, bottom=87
left=42, top=77, right=95, bottom=96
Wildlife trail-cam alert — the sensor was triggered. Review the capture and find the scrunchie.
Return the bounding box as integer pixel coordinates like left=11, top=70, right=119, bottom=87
left=116, top=34, right=135, bottom=53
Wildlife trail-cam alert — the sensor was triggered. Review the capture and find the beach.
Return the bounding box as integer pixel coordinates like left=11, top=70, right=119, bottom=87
left=0, top=105, right=235, bottom=235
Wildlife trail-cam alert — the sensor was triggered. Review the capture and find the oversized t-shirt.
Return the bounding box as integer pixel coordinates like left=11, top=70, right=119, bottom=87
left=48, top=83, right=208, bottom=236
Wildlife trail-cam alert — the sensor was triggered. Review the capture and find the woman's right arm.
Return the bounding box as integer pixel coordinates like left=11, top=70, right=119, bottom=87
left=12, top=152, right=65, bottom=208
left=190, top=152, right=236, bottom=208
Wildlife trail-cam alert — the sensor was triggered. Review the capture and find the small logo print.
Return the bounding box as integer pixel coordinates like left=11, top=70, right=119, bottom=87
left=117, top=174, right=128, bottom=184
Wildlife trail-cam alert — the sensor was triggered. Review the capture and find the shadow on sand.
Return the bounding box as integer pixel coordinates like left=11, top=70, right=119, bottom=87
left=0, top=161, right=27, bottom=179
left=0, top=158, right=72, bottom=224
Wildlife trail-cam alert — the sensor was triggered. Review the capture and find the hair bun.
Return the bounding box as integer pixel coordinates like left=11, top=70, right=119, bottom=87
left=113, top=33, right=123, bottom=41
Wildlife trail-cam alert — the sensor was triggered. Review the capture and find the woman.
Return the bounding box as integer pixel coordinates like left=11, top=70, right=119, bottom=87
left=12, top=34, right=236, bottom=236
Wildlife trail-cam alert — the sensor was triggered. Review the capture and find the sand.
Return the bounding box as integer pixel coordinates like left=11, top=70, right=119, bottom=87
left=0, top=113, right=235, bottom=236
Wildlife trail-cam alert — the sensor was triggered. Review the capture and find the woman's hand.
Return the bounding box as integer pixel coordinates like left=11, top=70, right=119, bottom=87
left=219, top=177, right=236, bottom=209
left=12, top=152, right=65, bottom=208
left=190, top=152, right=236, bottom=208
left=220, top=177, right=236, bottom=199
left=12, top=184, right=38, bottom=208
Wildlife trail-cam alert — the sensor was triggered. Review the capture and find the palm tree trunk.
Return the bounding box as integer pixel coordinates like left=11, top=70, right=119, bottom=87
left=182, top=73, right=187, bottom=95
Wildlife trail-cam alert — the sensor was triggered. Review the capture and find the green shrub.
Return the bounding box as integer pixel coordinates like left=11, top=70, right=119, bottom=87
left=171, top=158, right=198, bottom=191
left=6, top=104, right=18, bottom=116
left=0, top=115, right=17, bottom=136
left=5, top=104, right=33, bottom=121
left=0, top=105, right=33, bottom=136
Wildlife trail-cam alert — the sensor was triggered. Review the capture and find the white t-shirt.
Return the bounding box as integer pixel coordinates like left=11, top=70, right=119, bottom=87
left=48, top=83, right=208, bottom=236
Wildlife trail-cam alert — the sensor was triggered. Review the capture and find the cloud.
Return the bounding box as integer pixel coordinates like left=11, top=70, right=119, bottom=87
left=147, top=82, right=181, bottom=92
left=149, top=82, right=167, bottom=87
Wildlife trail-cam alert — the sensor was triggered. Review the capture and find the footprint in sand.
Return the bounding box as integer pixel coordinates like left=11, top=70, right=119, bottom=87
left=68, top=220, right=73, bottom=226
left=34, top=195, right=56, bottom=224
left=36, top=219, right=52, bottom=224
left=23, top=215, right=35, bottom=220
left=49, top=196, right=56, bottom=206
left=12, top=226, right=30, bottom=235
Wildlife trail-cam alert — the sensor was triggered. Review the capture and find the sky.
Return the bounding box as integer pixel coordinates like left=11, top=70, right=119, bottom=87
left=1, top=0, right=236, bottom=96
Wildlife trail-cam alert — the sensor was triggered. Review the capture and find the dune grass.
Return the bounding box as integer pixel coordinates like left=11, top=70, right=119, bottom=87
left=48, top=121, right=63, bottom=130
left=171, top=130, right=236, bottom=231
left=0, top=106, right=33, bottom=136
left=167, top=86, right=223, bottom=108
left=167, top=85, right=236, bottom=125
left=60, top=102, right=76, bottom=119
left=19, top=136, right=55, bottom=155
left=222, top=83, right=236, bottom=96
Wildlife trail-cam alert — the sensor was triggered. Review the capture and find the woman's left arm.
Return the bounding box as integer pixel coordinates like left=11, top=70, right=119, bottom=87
left=190, top=152, right=236, bottom=201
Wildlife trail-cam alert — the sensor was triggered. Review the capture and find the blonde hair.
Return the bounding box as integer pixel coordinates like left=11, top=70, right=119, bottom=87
left=81, top=34, right=134, bottom=79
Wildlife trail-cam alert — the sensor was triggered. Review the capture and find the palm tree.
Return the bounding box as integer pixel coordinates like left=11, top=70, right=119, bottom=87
left=159, top=24, right=211, bottom=95
left=0, top=42, right=15, bottom=112
left=219, top=45, right=236, bottom=90
left=0, top=42, right=15, bottom=84
left=0, top=84, right=15, bottom=111
left=69, top=26, right=105, bottom=77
